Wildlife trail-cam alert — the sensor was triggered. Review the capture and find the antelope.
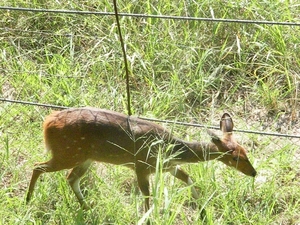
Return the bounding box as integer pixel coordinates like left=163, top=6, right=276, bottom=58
left=26, top=107, right=256, bottom=215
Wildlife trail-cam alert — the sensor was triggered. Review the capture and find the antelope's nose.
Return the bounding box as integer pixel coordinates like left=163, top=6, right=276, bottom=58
left=252, top=170, right=257, bottom=177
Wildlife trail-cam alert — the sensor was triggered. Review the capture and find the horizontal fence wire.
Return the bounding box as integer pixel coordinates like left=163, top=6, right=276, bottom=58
left=1, top=6, right=299, bottom=139
left=1, top=98, right=299, bottom=139
left=1, top=6, right=300, bottom=26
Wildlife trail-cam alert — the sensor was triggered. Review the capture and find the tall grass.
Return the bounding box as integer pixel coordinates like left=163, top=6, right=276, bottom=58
left=0, top=0, right=300, bottom=224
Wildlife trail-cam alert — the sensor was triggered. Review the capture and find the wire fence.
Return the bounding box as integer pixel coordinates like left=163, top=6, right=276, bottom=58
left=0, top=5, right=299, bottom=140
left=0, top=4, right=300, bottom=149
left=1, top=6, right=300, bottom=26
left=1, top=97, right=300, bottom=139
left=1, top=4, right=300, bottom=224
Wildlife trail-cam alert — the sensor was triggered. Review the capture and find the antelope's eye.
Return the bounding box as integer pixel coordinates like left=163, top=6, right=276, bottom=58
left=233, top=156, right=239, bottom=161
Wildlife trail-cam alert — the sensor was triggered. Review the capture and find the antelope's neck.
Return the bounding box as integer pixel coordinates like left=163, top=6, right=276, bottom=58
left=172, top=140, right=221, bottom=163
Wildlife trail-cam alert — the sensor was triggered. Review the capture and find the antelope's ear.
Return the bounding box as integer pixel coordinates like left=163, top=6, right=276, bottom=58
left=207, top=129, right=221, bottom=141
left=207, top=129, right=223, bottom=148
left=220, top=113, right=234, bottom=133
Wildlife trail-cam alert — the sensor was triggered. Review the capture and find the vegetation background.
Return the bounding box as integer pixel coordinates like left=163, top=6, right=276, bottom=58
left=0, top=0, right=300, bottom=224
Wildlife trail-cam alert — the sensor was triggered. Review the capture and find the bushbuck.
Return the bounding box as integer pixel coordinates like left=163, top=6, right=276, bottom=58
left=26, top=107, right=256, bottom=217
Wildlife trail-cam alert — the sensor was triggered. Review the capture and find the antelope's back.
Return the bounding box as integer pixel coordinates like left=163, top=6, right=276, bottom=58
left=42, top=107, right=171, bottom=165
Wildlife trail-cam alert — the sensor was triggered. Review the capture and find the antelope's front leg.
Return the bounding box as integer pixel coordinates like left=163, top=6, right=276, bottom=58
left=170, top=166, right=199, bottom=199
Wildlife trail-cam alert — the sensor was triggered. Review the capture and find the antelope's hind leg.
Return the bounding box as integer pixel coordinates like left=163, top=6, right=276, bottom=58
left=26, top=158, right=66, bottom=203
left=67, top=160, right=93, bottom=209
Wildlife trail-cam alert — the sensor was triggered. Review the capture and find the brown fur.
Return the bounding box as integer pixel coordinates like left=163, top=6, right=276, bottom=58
left=26, top=107, right=256, bottom=215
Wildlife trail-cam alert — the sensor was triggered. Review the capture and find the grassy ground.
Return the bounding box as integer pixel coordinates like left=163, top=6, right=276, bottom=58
left=0, top=0, right=300, bottom=224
